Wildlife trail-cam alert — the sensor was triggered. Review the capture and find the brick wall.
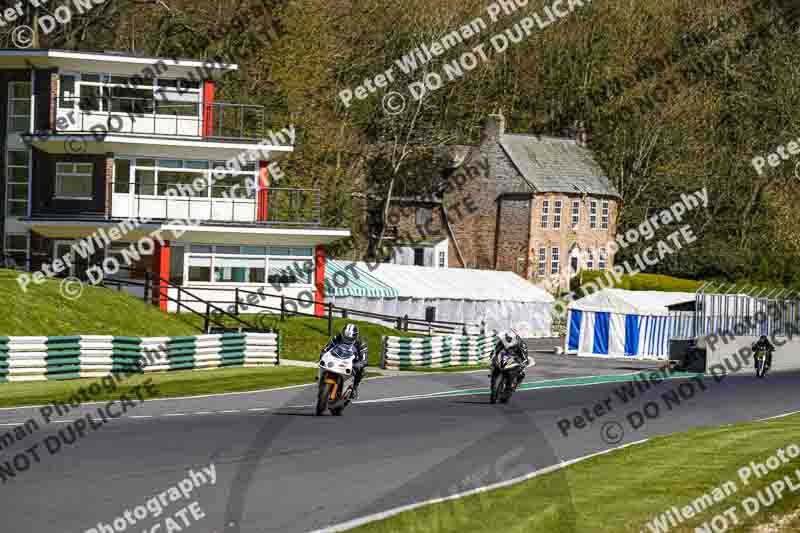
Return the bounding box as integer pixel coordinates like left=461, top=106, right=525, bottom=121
left=446, top=116, right=531, bottom=269
left=528, top=192, right=619, bottom=291
left=495, top=197, right=532, bottom=275
left=105, top=154, right=114, bottom=217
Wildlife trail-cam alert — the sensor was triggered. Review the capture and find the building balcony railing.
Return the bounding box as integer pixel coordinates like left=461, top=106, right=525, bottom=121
left=29, top=186, right=318, bottom=225
left=41, top=96, right=272, bottom=142
left=107, top=184, right=320, bottom=226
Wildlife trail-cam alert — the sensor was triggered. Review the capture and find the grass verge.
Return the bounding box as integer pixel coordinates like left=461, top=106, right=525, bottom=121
left=1, top=269, right=198, bottom=336
left=181, top=314, right=418, bottom=366
left=351, top=413, right=800, bottom=533
left=0, top=366, right=319, bottom=408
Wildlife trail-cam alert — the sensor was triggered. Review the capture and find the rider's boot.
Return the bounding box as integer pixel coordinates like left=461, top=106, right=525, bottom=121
left=351, top=371, right=362, bottom=400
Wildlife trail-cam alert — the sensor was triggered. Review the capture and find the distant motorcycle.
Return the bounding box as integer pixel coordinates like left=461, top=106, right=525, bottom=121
left=490, top=350, right=524, bottom=404
left=316, top=341, right=357, bottom=416
left=754, top=349, right=770, bottom=378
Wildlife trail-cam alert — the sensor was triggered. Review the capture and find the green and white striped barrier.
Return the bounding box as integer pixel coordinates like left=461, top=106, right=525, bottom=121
left=0, top=332, right=280, bottom=383
left=380, top=334, right=497, bottom=369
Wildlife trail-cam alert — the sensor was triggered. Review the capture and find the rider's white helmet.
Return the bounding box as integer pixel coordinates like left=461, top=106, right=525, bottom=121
left=498, top=330, right=519, bottom=350
left=342, top=323, right=359, bottom=344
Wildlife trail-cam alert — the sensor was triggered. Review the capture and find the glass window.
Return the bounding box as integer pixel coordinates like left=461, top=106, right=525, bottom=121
left=170, top=245, right=185, bottom=285
left=6, top=149, right=29, bottom=217
left=537, top=247, right=546, bottom=276
left=158, top=159, right=182, bottom=168
left=114, top=159, right=131, bottom=193
left=184, top=160, right=209, bottom=169
left=599, top=248, right=607, bottom=270
left=541, top=200, right=549, bottom=229
left=110, top=86, right=154, bottom=114
left=5, top=233, right=28, bottom=270
left=438, top=250, right=446, bottom=268
left=135, top=169, right=156, bottom=195
left=158, top=170, right=205, bottom=196
left=8, top=81, right=31, bottom=132
left=587, top=249, right=594, bottom=270
left=290, top=247, right=313, bottom=256
left=136, top=158, right=156, bottom=168
left=214, top=257, right=265, bottom=283
left=216, top=246, right=240, bottom=255
left=601, top=201, right=610, bottom=229
left=241, top=246, right=266, bottom=255
left=191, top=245, right=212, bottom=253
left=268, top=258, right=313, bottom=285
left=59, top=75, right=76, bottom=108
left=590, top=201, right=598, bottom=229
left=553, top=200, right=562, bottom=229
left=79, top=85, right=109, bottom=112
left=188, top=255, right=211, bottom=282
left=551, top=247, right=560, bottom=275
left=415, top=208, right=433, bottom=227
left=212, top=175, right=252, bottom=199
left=55, top=162, right=93, bottom=199
left=414, top=248, right=425, bottom=266
left=571, top=200, right=580, bottom=227
left=269, top=246, right=291, bottom=256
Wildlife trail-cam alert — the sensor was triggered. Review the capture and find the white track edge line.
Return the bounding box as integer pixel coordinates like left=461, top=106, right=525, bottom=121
left=309, top=439, right=650, bottom=533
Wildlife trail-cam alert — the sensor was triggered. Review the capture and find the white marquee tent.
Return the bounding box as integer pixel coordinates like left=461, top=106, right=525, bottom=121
left=324, top=261, right=555, bottom=337
left=565, top=289, right=696, bottom=359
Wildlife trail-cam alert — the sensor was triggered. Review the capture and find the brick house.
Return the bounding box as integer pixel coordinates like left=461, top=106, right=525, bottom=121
left=362, top=113, right=620, bottom=292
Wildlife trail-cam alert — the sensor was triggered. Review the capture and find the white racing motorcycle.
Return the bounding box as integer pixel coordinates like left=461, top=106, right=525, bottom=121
left=316, top=342, right=357, bottom=416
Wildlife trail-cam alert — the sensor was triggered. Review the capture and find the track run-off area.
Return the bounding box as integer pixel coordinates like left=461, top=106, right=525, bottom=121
left=0, top=350, right=799, bottom=533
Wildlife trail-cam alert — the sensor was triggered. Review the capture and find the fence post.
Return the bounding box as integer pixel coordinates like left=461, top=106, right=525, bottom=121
left=143, top=271, right=150, bottom=305
left=235, top=287, right=239, bottom=315
left=403, top=314, right=409, bottom=331
left=280, top=294, right=285, bottom=321
left=480, top=320, right=486, bottom=336
left=176, top=288, right=181, bottom=314
left=396, top=317, right=402, bottom=330
left=380, top=336, right=387, bottom=369
left=327, top=303, right=333, bottom=337
left=427, top=321, right=432, bottom=337
left=203, top=303, right=211, bottom=333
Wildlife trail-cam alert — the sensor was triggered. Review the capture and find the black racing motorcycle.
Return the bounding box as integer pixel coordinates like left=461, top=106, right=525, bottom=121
left=754, top=348, right=771, bottom=378
left=490, top=350, right=524, bottom=404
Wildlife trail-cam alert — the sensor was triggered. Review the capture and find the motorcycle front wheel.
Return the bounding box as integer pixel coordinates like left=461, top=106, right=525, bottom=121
left=499, top=373, right=512, bottom=404
left=316, top=381, right=332, bottom=415
left=490, top=370, right=500, bottom=404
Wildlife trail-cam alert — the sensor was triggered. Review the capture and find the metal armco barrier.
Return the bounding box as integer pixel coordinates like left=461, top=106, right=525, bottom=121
left=0, top=332, right=280, bottom=383
left=380, top=334, right=497, bottom=369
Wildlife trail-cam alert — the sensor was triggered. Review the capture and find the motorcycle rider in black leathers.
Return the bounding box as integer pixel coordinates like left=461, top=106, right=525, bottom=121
left=492, top=330, right=529, bottom=388
left=752, top=335, right=775, bottom=373
left=322, top=324, right=368, bottom=399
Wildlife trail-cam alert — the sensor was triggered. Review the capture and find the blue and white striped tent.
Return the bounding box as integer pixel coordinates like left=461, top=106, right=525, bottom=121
left=565, top=289, right=696, bottom=360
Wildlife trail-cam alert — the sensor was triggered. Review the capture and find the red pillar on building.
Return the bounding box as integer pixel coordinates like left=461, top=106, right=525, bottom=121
left=314, top=245, right=326, bottom=317
left=152, top=240, right=171, bottom=311
left=257, top=161, right=269, bottom=221
left=202, top=80, right=215, bottom=137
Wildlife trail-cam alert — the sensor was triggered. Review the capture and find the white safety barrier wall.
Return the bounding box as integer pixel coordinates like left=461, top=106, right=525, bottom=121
left=0, top=332, right=281, bottom=383
left=704, top=334, right=800, bottom=377
left=381, top=334, right=497, bottom=369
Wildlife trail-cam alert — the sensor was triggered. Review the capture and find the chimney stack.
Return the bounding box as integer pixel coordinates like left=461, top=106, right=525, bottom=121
left=575, top=121, right=590, bottom=147
left=481, top=111, right=505, bottom=142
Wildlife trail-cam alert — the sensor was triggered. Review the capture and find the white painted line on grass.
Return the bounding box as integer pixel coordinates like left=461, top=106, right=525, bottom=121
left=759, top=409, right=800, bottom=421
left=310, top=439, right=650, bottom=532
